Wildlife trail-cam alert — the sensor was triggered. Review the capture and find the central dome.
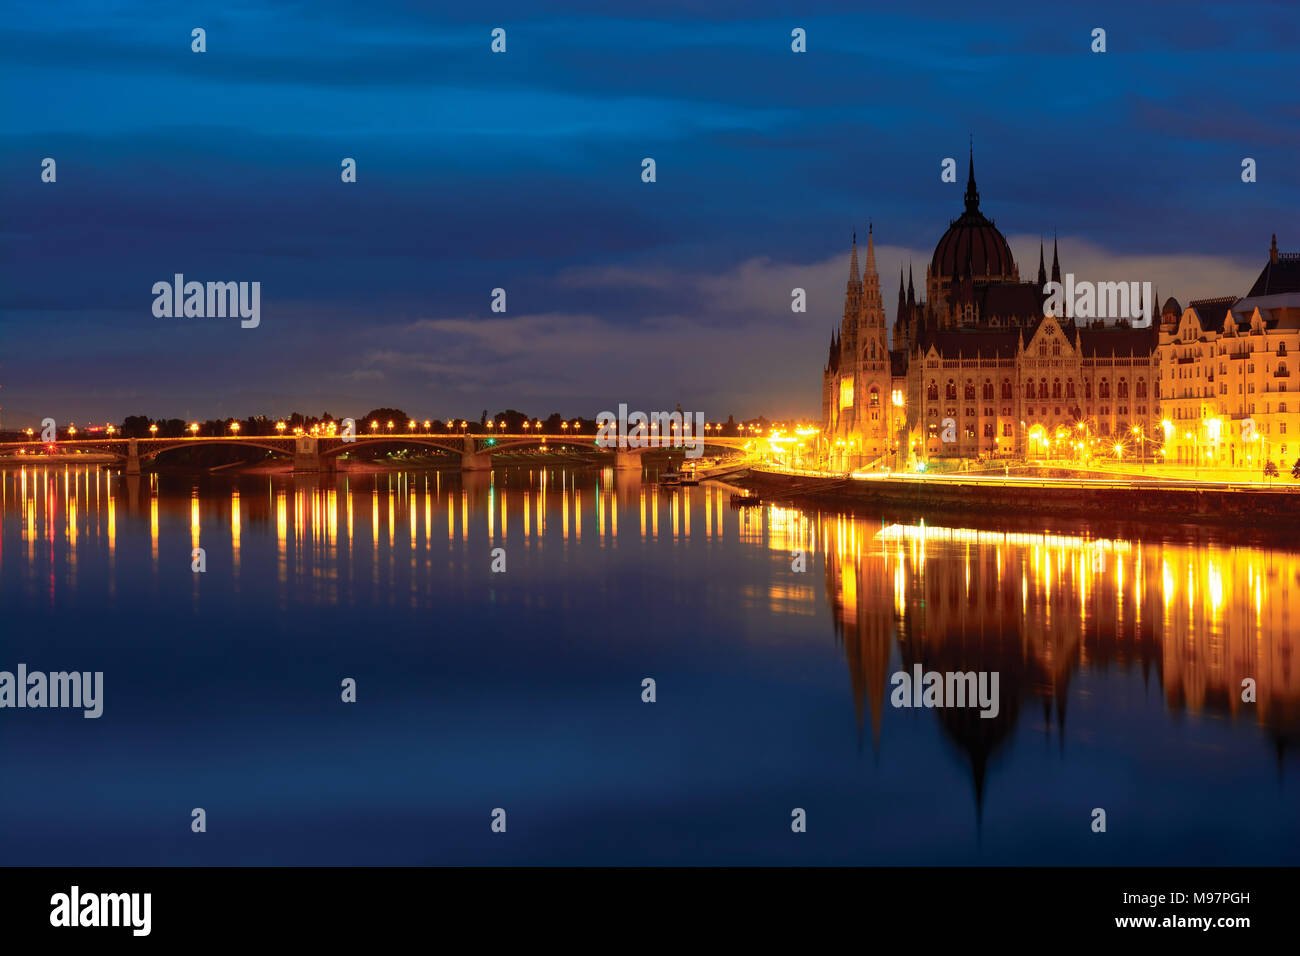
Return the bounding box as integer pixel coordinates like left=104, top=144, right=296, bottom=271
left=930, top=153, right=1017, bottom=282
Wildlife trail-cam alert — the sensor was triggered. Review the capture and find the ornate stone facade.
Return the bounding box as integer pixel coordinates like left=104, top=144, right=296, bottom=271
left=822, top=152, right=1159, bottom=470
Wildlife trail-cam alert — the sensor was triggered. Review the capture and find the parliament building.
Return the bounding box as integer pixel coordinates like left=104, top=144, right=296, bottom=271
left=821, top=152, right=1160, bottom=470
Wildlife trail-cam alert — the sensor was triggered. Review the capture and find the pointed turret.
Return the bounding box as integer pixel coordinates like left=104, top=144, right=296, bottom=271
left=864, top=222, right=877, bottom=275
left=848, top=233, right=860, bottom=285
left=1050, top=235, right=1061, bottom=285
left=964, top=141, right=980, bottom=213
left=1271, top=233, right=1279, bottom=264
left=1037, top=241, right=1047, bottom=288
left=907, top=264, right=916, bottom=308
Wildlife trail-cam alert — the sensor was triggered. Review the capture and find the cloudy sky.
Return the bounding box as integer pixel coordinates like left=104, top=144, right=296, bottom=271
left=2, top=0, right=1296, bottom=425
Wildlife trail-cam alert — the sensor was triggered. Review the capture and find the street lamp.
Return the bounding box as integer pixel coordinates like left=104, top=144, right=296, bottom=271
left=149, top=424, right=158, bottom=436
left=276, top=421, right=286, bottom=434
left=230, top=421, right=240, bottom=434
left=189, top=423, right=199, bottom=435
left=386, top=420, right=394, bottom=432
left=370, top=420, right=378, bottom=432
left=107, top=425, right=116, bottom=436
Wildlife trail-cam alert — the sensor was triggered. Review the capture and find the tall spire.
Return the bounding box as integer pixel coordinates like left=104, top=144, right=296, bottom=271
left=865, top=222, right=876, bottom=274
left=1050, top=234, right=1061, bottom=284
left=848, top=233, right=860, bottom=284
left=907, top=263, right=915, bottom=307
left=1037, top=240, right=1047, bottom=287
left=897, top=268, right=906, bottom=319
left=964, top=137, right=980, bottom=213
left=1271, top=233, right=1279, bottom=264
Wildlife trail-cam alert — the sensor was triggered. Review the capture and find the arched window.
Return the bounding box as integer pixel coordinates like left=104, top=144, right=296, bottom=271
left=1052, top=378, right=1062, bottom=399
left=1085, top=380, right=1093, bottom=400
left=1001, top=379, right=1012, bottom=400
left=1279, top=362, right=1289, bottom=376
left=1066, top=379, right=1076, bottom=399
left=1280, top=343, right=1288, bottom=357
left=1099, top=378, right=1111, bottom=399
left=927, top=380, right=939, bottom=401
left=1039, top=378, right=1049, bottom=399
left=983, top=379, right=994, bottom=400
left=1025, top=382, right=1034, bottom=400
left=946, top=379, right=957, bottom=400
left=869, top=388, right=880, bottom=407
left=964, top=381, right=976, bottom=401
left=1117, top=378, right=1129, bottom=398
left=1135, top=379, right=1147, bottom=398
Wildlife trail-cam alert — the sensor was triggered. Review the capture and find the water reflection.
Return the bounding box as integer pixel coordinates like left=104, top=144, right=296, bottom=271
left=824, top=517, right=1299, bottom=813
left=2, top=463, right=1297, bottom=860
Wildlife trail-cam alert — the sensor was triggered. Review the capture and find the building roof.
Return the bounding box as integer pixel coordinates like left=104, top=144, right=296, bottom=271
left=1187, top=296, right=1236, bottom=329
left=1076, top=325, right=1156, bottom=357
left=1248, top=237, right=1300, bottom=297
left=930, top=150, right=1017, bottom=283
left=978, top=281, right=1045, bottom=321
left=924, top=329, right=1021, bottom=360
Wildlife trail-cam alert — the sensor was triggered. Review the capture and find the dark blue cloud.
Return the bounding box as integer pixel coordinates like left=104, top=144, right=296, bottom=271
left=1, top=0, right=1295, bottom=423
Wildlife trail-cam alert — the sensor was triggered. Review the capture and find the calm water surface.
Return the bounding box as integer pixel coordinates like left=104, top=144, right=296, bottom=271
left=2, top=464, right=1297, bottom=864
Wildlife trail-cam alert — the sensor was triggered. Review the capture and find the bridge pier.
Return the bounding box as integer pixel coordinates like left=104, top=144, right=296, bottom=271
left=460, top=436, right=492, bottom=471
left=613, top=449, right=642, bottom=473
left=293, top=435, right=333, bottom=473
left=125, top=438, right=141, bottom=476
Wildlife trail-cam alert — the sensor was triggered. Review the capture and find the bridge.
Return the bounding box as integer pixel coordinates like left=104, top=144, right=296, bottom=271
left=0, top=433, right=762, bottom=473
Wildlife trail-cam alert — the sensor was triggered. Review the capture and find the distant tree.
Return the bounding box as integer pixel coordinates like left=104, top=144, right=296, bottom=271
left=497, top=409, right=529, bottom=431
left=1264, top=460, right=1279, bottom=479
left=1292, top=458, right=1300, bottom=480
left=360, top=408, right=408, bottom=432
left=121, top=415, right=152, bottom=438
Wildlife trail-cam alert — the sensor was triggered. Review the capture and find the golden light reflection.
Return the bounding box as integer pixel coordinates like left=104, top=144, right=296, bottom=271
left=231, top=490, right=241, bottom=575
left=798, top=517, right=1300, bottom=748
left=4, top=466, right=1296, bottom=751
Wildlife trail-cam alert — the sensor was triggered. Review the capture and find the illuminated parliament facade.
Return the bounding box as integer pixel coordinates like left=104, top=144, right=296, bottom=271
left=821, top=153, right=1159, bottom=471
left=821, top=154, right=1300, bottom=474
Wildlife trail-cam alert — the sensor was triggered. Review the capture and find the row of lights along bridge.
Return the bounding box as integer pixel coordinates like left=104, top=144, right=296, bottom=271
left=18, top=420, right=774, bottom=439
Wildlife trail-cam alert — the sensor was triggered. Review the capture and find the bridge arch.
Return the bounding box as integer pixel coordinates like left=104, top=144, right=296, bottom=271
left=139, top=439, right=295, bottom=462
left=320, top=437, right=465, bottom=458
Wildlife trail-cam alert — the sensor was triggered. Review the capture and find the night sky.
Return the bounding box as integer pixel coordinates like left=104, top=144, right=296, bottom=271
left=2, top=0, right=1296, bottom=426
